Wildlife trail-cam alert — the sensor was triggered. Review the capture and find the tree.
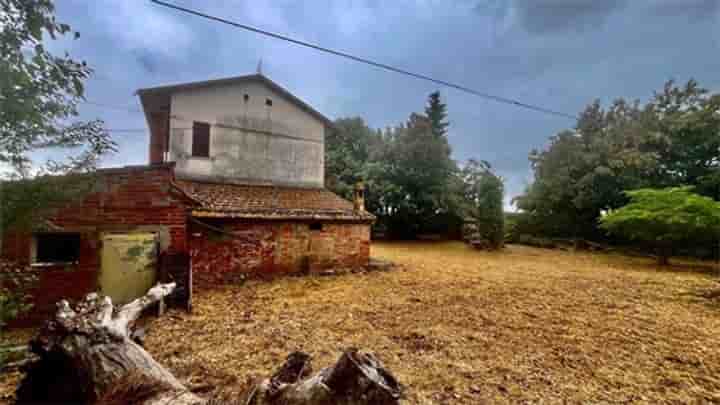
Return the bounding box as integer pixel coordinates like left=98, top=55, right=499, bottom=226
left=380, top=114, right=458, bottom=237
left=599, top=187, right=720, bottom=265
left=325, top=117, right=378, bottom=200
left=326, top=92, right=463, bottom=239
left=425, top=91, right=449, bottom=138
left=0, top=0, right=115, bottom=326
left=515, top=79, right=720, bottom=242
left=461, top=159, right=504, bottom=249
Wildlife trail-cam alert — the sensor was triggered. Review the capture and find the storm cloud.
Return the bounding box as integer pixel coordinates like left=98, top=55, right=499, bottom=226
left=52, top=0, right=720, bottom=208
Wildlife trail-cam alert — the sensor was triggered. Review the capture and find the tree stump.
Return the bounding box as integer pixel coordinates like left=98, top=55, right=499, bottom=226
left=246, top=349, right=403, bottom=405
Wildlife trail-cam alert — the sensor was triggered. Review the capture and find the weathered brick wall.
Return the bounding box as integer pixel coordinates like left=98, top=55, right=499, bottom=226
left=1, top=164, right=188, bottom=325
left=189, top=219, right=370, bottom=287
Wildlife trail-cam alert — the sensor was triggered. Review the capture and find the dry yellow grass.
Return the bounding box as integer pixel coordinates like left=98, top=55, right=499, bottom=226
left=3, top=242, right=720, bottom=404
left=145, top=242, right=720, bottom=404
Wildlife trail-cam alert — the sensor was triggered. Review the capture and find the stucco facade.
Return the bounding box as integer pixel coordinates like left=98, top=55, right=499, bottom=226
left=141, top=75, right=328, bottom=188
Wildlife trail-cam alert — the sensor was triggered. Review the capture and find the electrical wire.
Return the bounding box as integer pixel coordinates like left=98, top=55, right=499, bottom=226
left=150, top=0, right=578, bottom=120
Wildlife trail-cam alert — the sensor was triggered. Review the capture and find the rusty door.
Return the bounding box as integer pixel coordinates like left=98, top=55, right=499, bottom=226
left=99, top=233, right=158, bottom=305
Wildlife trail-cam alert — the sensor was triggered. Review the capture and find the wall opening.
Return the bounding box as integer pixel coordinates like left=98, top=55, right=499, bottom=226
left=192, top=121, right=210, bottom=158
left=33, top=232, right=81, bottom=264
left=309, top=222, right=323, bottom=231
left=265, top=98, right=273, bottom=106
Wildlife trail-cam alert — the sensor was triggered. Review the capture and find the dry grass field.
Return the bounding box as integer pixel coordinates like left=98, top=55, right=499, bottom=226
left=3, top=242, right=720, bottom=404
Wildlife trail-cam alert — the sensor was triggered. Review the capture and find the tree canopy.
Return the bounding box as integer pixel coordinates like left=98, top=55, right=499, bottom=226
left=0, top=0, right=116, bottom=231
left=515, top=80, right=720, bottom=242
left=461, top=159, right=504, bottom=249
left=326, top=93, right=467, bottom=238
left=600, top=187, right=720, bottom=264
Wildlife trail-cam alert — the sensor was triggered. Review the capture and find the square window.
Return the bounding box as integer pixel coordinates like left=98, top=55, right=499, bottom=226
left=192, top=121, right=210, bottom=158
left=265, top=98, right=273, bottom=106
left=309, top=222, right=323, bottom=231
left=34, top=233, right=81, bottom=263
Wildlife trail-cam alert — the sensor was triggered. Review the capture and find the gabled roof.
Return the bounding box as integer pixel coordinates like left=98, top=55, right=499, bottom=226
left=174, top=180, right=375, bottom=222
left=136, top=73, right=334, bottom=127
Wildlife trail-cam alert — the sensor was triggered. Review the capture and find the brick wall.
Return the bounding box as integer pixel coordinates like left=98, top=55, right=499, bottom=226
left=1, top=164, right=188, bottom=325
left=189, top=219, right=370, bottom=287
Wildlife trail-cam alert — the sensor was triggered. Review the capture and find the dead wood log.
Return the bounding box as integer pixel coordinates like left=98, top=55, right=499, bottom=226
left=15, top=284, right=403, bottom=405
left=15, top=282, right=202, bottom=405
left=245, top=349, right=403, bottom=405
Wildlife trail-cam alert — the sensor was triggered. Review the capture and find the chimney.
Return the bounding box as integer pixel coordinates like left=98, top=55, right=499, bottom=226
left=353, top=181, right=365, bottom=212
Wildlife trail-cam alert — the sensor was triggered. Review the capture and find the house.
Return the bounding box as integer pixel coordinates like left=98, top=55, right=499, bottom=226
left=1, top=73, right=374, bottom=324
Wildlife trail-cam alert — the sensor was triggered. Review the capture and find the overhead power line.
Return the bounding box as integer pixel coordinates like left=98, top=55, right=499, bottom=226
left=105, top=129, right=147, bottom=133
left=150, top=0, right=578, bottom=120
left=83, top=100, right=143, bottom=114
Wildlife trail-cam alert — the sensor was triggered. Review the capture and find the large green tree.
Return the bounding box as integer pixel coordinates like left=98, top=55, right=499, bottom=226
left=600, top=187, right=720, bottom=265
left=378, top=113, right=458, bottom=237
left=461, top=159, right=504, bottom=249
left=516, top=79, right=720, bottom=241
left=326, top=93, right=462, bottom=239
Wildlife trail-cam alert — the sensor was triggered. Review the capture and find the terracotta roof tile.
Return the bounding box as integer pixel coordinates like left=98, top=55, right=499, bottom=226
left=175, top=180, right=375, bottom=222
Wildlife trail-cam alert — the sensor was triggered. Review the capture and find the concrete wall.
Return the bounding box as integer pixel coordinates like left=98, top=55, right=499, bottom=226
left=168, top=81, right=326, bottom=187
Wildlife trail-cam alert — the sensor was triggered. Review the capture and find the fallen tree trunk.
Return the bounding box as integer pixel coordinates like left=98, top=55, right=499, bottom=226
left=16, top=283, right=201, bottom=405
left=16, top=284, right=403, bottom=405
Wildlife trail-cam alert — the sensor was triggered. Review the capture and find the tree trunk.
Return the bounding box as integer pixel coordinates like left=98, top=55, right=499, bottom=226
left=15, top=283, right=202, bottom=405
left=246, top=349, right=403, bottom=405
left=16, top=285, right=403, bottom=405
left=657, top=245, right=672, bottom=266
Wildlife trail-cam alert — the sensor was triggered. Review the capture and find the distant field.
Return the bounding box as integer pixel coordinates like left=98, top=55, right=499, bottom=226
left=3, top=242, right=720, bottom=404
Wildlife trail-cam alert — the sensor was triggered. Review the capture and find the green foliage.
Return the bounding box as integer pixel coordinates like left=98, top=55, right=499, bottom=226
left=326, top=94, right=462, bottom=239
left=461, top=159, right=504, bottom=249
left=516, top=79, right=720, bottom=242
left=0, top=260, right=37, bottom=330
left=325, top=117, right=380, bottom=200
left=425, top=91, right=449, bottom=138
left=0, top=0, right=116, bottom=178
left=600, top=187, right=720, bottom=264
left=0, top=0, right=115, bottom=325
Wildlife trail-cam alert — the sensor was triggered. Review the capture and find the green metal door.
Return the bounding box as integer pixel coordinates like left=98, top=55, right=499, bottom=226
left=99, top=233, right=158, bottom=305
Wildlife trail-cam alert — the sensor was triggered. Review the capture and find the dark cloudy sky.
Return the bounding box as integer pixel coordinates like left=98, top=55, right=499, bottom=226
left=52, top=0, right=720, bottom=207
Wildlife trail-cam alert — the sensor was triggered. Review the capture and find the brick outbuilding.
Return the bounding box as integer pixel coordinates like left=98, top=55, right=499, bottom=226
left=1, top=73, right=374, bottom=324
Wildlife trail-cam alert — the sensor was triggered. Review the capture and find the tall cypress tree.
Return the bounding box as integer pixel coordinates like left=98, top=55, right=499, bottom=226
left=425, top=91, right=449, bottom=137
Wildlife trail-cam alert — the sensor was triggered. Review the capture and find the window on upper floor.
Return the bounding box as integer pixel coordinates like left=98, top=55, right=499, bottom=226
left=33, top=232, right=81, bottom=264
left=265, top=98, right=273, bottom=106
left=192, top=121, right=210, bottom=158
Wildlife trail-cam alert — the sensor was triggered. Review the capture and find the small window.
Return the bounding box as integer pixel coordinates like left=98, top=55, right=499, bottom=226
left=265, top=98, right=273, bottom=106
left=34, top=233, right=80, bottom=264
left=309, top=222, right=322, bottom=231
left=243, top=94, right=249, bottom=102
left=192, top=121, right=210, bottom=158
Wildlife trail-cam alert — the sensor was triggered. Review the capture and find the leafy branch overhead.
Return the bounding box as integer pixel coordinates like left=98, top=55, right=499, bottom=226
left=0, top=0, right=116, bottom=177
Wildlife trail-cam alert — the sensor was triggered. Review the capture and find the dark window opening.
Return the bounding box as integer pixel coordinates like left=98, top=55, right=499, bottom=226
left=265, top=98, right=273, bottom=106
left=243, top=94, right=249, bottom=102
left=192, top=121, right=210, bottom=158
left=35, top=233, right=80, bottom=263
left=309, top=222, right=323, bottom=231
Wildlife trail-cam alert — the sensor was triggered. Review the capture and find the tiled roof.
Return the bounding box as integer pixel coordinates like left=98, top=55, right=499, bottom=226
left=174, top=180, right=375, bottom=222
